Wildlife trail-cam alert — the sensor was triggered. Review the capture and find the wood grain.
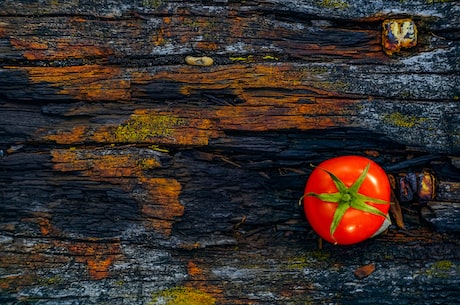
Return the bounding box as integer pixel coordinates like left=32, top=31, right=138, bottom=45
left=1, top=1, right=459, bottom=304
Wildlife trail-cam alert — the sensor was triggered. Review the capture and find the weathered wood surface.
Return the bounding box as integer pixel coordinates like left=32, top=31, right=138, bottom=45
left=1, top=1, right=460, bottom=304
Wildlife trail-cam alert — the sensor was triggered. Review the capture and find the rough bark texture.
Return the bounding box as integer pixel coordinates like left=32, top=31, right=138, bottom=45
left=1, top=1, right=459, bottom=304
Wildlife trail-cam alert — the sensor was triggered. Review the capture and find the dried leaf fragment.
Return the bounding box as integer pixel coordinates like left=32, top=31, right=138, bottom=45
left=354, top=263, right=375, bottom=279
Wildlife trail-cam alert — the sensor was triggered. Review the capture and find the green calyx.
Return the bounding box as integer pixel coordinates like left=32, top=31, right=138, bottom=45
left=304, top=163, right=390, bottom=242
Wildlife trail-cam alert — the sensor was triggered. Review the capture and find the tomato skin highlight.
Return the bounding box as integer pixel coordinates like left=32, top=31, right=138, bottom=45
left=303, top=156, right=391, bottom=245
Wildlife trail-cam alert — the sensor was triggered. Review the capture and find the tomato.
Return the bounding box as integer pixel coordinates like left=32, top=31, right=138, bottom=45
left=303, top=156, right=391, bottom=245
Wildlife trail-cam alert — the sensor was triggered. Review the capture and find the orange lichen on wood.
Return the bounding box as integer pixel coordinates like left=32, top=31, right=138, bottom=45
left=139, top=177, right=183, bottom=220
left=44, top=112, right=220, bottom=146
left=23, top=45, right=110, bottom=61
left=44, top=126, right=87, bottom=144
left=187, top=261, right=204, bottom=277
left=8, top=65, right=130, bottom=101
left=36, top=217, right=53, bottom=236
left=212, top=102, right=355, bottom=131
left=152, top=16, right=174, bottom=46
left=10, top=38, right=49, bottom=50
left=185, top=259, right=225, bottom=304
left=86, top=257, right=115, bottom=280
left=0, top=238, right=72, bottom=291
left=23, top=60, right=359, bottom=140
left=160, top=14, right=221, bottom=47
left=195, top=41, right=219, bottom=51
left=139, top=177, right=184, bottom=235
left=43, top=101, right=353, bottom=146
left=30, top=61, right=360, bottom=150
left=67, top=242, right=122, bottom=280
left=21, top=211, right=58, bottom=237
left=51, top=148, right=143, bottom=177
left=126, top=64, right=357, bottom=132
left=145, top=64, right=349, bottom=100
left=51, top=148, right=155, bottom=190
left=10, top=36, right=113, bottom=61
left=51, top=148, right=184, bottom=235
left=91, top=156, right=136, bottom=178
left=51, top=148, right=100, bottom=172
left=152, top=27, right=168, bottom=46
left=0, top=274, right=36, bottom=292
left=108, top=111, right=188, bottom=144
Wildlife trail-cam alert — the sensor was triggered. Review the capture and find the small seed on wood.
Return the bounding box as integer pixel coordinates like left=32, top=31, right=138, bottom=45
left=382, top=19, right=417, bottom=55
left=185, top=55, right=214, bottom=66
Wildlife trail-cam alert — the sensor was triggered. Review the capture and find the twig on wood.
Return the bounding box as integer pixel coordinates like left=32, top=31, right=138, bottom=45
left=220, top=157, right=241, bottom=168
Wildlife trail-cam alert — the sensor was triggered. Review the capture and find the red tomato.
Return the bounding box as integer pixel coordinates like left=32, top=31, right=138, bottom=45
left=303, top=156, right=391, bottom=245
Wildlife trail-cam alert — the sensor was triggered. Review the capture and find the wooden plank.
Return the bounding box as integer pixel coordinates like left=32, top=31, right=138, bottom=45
left=0, top=1, right=459, bottom=304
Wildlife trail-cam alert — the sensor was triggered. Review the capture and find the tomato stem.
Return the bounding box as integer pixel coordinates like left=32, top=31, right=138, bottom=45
left=342, top=193, right=352, bottom=203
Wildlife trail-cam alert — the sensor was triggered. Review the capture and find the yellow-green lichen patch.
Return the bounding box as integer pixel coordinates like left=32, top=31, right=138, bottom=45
left=287, top=250, right=331, bottom=270
left=229, top=55, right=279, bottom=62
left=299, top=66, right=330, bottom=74
left=432, top=260, right=455, bottom=270
left=137, top=158, right=161, bottom=170
left=38, top=275, right=63, bottom=286
left=316, top=0, right=349, bottom=9
left=113, top=114, right=187, bottom=143
left=382, top=112, right=428, bottom=128
left=229, top=55, right=254, bottom=62
left=423, top=260, right=458, bottom=278
left=148, top=145, right=170, bottom=153
left=143, top=0, right=163, bottom=9
left=315, top=80, right=350, bottom=92
left=262, top=55, right=278, bottom=61
left=149, top=286, right=216, bottom=305
left=426, top=0, right=455, bottom=3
